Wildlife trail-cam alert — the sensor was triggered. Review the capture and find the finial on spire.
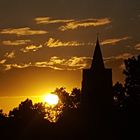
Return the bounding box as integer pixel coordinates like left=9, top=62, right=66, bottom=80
left=96, top=32, right=100, bottom=47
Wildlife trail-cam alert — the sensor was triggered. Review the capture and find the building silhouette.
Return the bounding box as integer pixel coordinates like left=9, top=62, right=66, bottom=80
left=81, top=38, right=113, bottom=139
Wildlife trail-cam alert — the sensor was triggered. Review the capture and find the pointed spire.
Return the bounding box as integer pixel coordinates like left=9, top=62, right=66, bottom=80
left=91, top=36, right=104, bottom=70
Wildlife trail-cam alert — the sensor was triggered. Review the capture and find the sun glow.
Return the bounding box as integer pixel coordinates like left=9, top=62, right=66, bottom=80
left=43, top=94, right=59, bottom=106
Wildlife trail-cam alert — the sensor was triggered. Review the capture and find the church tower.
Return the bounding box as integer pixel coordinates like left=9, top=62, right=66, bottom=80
left=81, top=37, right=113, bottom=122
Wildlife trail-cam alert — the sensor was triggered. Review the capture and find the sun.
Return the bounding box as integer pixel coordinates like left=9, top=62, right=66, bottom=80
left=43, top=93, right=59, bottom=106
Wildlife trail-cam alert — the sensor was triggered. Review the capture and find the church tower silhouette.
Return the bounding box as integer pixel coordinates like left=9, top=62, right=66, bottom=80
left=81, top=37, right=113, bottom=125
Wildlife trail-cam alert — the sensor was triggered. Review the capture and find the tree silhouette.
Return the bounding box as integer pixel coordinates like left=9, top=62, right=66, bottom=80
left=112, top=55, right=140, bottom=140
left=9, top=99, right=46, bottom=122
left=71, top=88, right=81, bottom=108
left=113, top=55, right=140, bottom=110
left=113, top=82, right=126, bottom=110
left=124, top=55, right=140, bottom=106
left=54, top=87, right=81, bottom=111
left=122, top=55, right=140, bottom=140
left=0, top=109, right=6, bottom=119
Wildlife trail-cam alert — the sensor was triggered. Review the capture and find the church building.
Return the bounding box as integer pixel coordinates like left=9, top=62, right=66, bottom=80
left=81, top=38, right=113, bottom=124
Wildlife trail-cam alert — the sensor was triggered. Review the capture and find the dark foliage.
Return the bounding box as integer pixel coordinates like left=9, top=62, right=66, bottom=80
left=124, top=56, right=140, bottom=105
left=113, top=82, right=126, bottom=110
left=53, top=87, right=81, bottom=111
left=9, top=99, right=46, bottom=122
left=113, top=55, right=140, bottom=140
left=113, top=55, right=140, bottom=110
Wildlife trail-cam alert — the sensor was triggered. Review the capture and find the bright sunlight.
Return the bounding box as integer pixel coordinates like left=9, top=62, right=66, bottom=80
left=43, top=94, right=59, bottom=106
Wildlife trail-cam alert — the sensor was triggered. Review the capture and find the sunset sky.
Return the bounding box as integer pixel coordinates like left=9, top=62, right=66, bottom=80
left=0, top=0, right=140, bottom=113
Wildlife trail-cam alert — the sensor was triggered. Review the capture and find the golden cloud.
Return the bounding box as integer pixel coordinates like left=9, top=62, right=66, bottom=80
left=59, top=18, right=111, bottom=31
left=34, top=61, right=48, bottom=67
left=35, top=17, right=74, bottom=24
left=1, top=56, right=90, bottom=71
left=49, top=56, right=89, bottom=70
left=0, top=59, right=6, bottom=64
left=4, top=51, right=15, bottom=59
left=2, top=40, right=31, bottom=46
left=34, top=57, right=65, bottom=68
left=34, top=56, right=88, bottom=70
left=21, top=45, right=42, bottom=53
left=101, top=37, right=130, bottom=45
left=134, top=43, right=140, bottom=50
left=34, top=62, right=63, bottom=70
left=0, top=27, right=48, bottom=36
left=45, top=38, right=84, bottom=48
left=47, top=66, right=64, bottom=70
left=48, top=56, right=65, bottom=65
left=65, top=57, right=88, bottom=68
left=115, top=53, right=133, bottom=60
left=4, top=63, right=31, bottom=71
left=104, top=53, right=133, bottom=62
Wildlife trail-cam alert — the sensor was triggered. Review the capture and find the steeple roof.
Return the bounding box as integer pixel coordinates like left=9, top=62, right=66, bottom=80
left=91, top=37, right=104, bottom=70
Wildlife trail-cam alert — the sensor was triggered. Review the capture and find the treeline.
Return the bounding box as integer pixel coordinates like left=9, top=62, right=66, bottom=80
left=0, top=88, right=82, bottom=140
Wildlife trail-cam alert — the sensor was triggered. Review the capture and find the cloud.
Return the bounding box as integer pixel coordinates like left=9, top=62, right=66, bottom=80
left=4, top=63, right=31, bottom=71
left=4, top=51, right=15, bottom=59
left=115, top=53, right=133, bottom=60
left=0, top=27, right=48, bottom=36
left=65, top=57, right=88, bottom=68
left=34, top=56, right=89, bottom=70
left=35, top=57, right=65, bottom=67
left=35, top=17, right=74, bottom=24
left=48, top=56, right=65, bottom=65
left=34, top=61, right=64, bottom=70
left=50, top=56, right=89, bottom=70
left=134, top=43, right=140, bottom=50
left=0, top=52, right=15, bottom=68
left=45, top=38, right=84, bottom=48
left=34, top=57, right=65, bottom=69
left=59, top=18, right=111, bottom=31
left=21, top=45, right=42, bottom=53
left=104, top=53, right=133, bottom=62
left=1, top=56, right=90, bottom=71
left=2, top=40, right=31, bottom=46
left=34, top=61, right=48, bottom=67
left=0, top=59, right=6, bottom=64
left=101, top=37, right=130, bottom=45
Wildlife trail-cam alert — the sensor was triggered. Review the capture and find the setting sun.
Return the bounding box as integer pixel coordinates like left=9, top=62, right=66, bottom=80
left=43, top=94, right=59, bottom=106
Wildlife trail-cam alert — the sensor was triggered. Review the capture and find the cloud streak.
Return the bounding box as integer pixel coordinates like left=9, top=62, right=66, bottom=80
left=4, top=51, right=15, bottom=59
left=45, top=38, right=85, bottom=48
left=0, top=27, right=48, bottom=36
left=35, top=56, right=89, bottom=70
left=2, top=40, right=31, bottom=46
left=104, top=53, right=133, bottom=62
left=38, top=56, right=90, bottom=70
left=4, top=63, right=31, bottom=71
left=21, top=45, right=42, bottom=53
left=59, top=18, right=111, bottom=31
left=65, top=57, right=88, bottom=68
left=35, top=17, right=74, bottom=24
left=101, top=37, right=130, bottom=45
left=35, top=17, right=111, bottom=31
left=134, top=43, right=140, bottom=50
left=1, top=56, right=90, bottom=71
left=34, top=61, right=64, bottom=70
left=0, top=59, right=6, bottom=64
